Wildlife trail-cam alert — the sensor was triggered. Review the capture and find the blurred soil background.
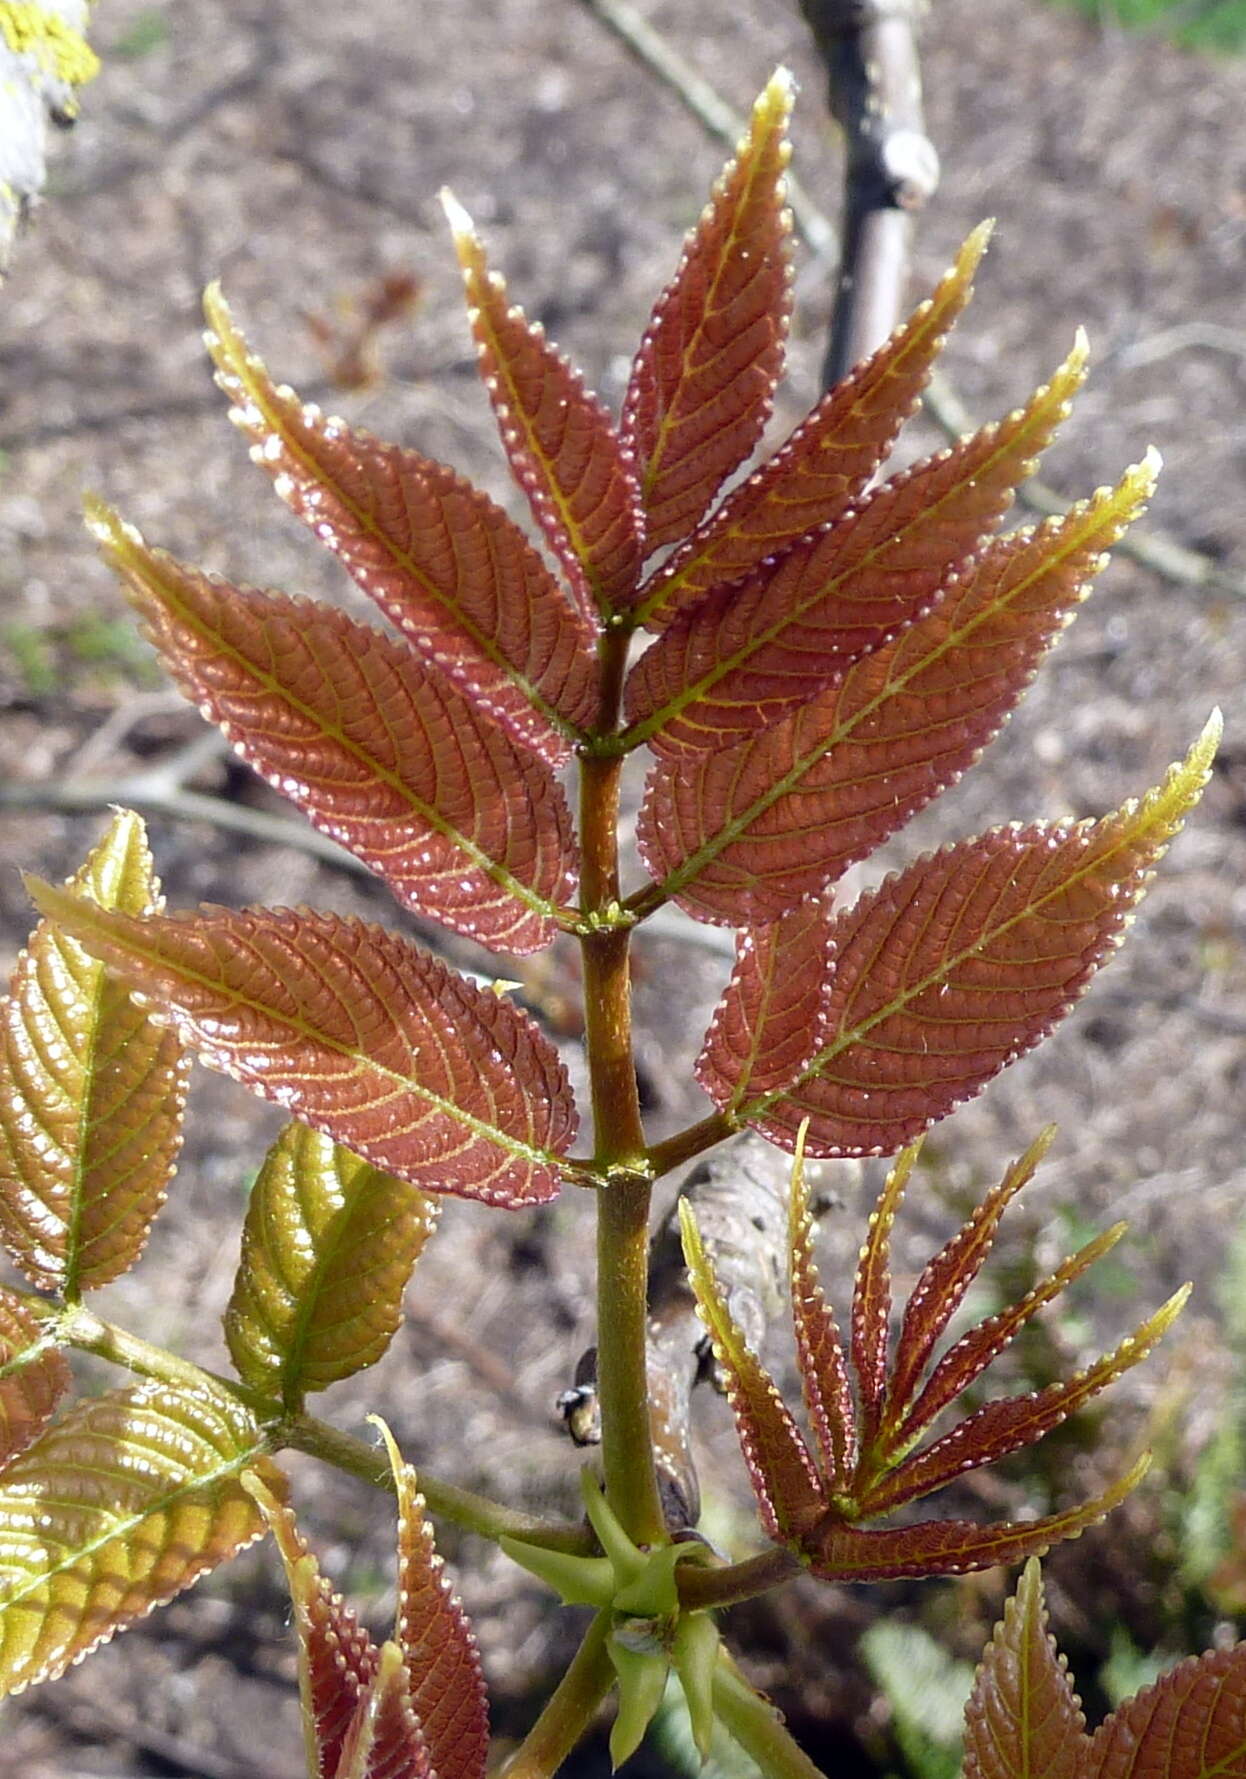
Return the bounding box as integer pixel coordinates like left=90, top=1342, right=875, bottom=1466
left=1, top=1, right=1246, bottom=1774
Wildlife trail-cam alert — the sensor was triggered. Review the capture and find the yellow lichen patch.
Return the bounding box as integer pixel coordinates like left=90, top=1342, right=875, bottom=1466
left=0, top=4, right=100, bottom=90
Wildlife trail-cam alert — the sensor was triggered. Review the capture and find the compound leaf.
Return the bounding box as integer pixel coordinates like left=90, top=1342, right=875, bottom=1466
left=22, top=893, right=577, bottom=1209
left=636, top=460, right=1158, bottom=925
left=714, top=719, right=1218, bottom=1156
left=0, top=1289, right=69, bottom=1468
left=90, top=504, right=578, bottom=955
left=245, top=1467, right=382, bottom=1779
left=808, top=1456, right=1147, bottom=1583
left=0, top=810, right=187, bottom=1296
left=204, top=284, right=598, bottom=763
left=376, top=1420, right=489, bottom=1779
left=963, top=1558, right=1087, bottom=1779
left=0, top=1383, right=268, bottom=1696
left=788, top=1132, right=857, bottom=1491
left=624, top=338, right=1087, bottom=757
left=679, top=1198, right=825, bottom=1542
left=226, top=1123, right=439, bottom=1408
left=861, top=1286, right=1188, bottom=1516
left=636, top=222, right=990, bottom=628
left=887, top=1128, right=1056, bottom=1428
left=695, top=900, right=834, bottom=1112
left=444, top=194, right=644, bottom=619
left=621, top=69, right=795, bottom=553
left=1086, top=1644, right=1246, bottom=1779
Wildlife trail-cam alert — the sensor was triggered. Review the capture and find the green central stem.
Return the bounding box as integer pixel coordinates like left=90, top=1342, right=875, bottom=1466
left=579, top=628, right=666, bottom=1550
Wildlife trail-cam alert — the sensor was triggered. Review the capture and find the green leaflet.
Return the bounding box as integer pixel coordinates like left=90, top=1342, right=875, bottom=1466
left=226, top=1122, right=439, bottom=1410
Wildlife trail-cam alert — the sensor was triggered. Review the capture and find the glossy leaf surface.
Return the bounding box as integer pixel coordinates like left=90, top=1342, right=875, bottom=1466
left=0, top=811, right=187, bottom=1295
left=620, top=69, right=794, bottom=554
left=23, top=892, right=577, bottom=1208
left=0, top=1384, right=267, bottom=1695
left=91, top=505, right=578, bottom=954
left=963, top=1559, right=1085, bottom=1779
left=851, top=1144, right=919, bottom=1447
left=637, top=462, right=1158, bottom=925
left=624, top=339, right=1086, bottom=756
left=0, top=1289, right=69, bottom=1467
left=696, top=901, right=834, bottom=1111
left=226, top=1123, right=439, bottom=1407
left=788, top=1132, right=856, bottom=1491
left=445, top=194, right=644, bottom=619
left=204, top=285, right=598, bottom=762
left=703, top=721, right=1218, bottom=1156
left=336, top=1641, right=432, bottom=1779
left=636, top=223, right=989, bottom=628
left=1086, top=1646, right=1246, bottom=1779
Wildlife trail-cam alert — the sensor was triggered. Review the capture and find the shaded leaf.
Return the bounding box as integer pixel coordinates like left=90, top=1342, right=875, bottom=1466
left=375, top=1420, right=489, bottom=1779
left=620, top=69, right=795, bottom=554
left=22, top=892, right=577, bottom=1208
left=808, top=1456, right=1147, bottom=1582
left=623, top=338, right=1087, bottom=756
left=90, top=504, right=578, bottom=954
left=852, top=1144, right=921, bottom=1448
left=861, top=1285, right=1188, bottom=1516
left=695, top=900, right=834, bottom=1113
left=1086, top=1644, right=1246, bottom=1779
left=788, top=1129, right=856, bottom=1491
left=204, top=284, right=598, bottom=762
left=636, top=222, right=990, bottom=628
left=0, top=1289, right=70, bottom=1468
left=679, top=1198, right=824, bottom=1542
left=0, top=810, right=187, bottom=1296
left=444, top=194, right=644, bottom=619
left=896, top=1223, right=1127, bottom=1450
left=245, top=1467, right=381, bottom=1778
left=636, top=462, right=1158, bottom=925
left=0, top=1383, right=267, bottom=1695
left=887, top=1128, right=1056, bottom=1426
left=226, top=1123, right=439, bottom=1408
left=963, top=1558, right=1087, bottom=1779
left=713, top=718, right=1218, bottom=1156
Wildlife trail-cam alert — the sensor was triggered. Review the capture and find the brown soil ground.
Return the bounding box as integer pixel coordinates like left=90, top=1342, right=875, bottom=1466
left=1, top=2, right=1244, bottom=1775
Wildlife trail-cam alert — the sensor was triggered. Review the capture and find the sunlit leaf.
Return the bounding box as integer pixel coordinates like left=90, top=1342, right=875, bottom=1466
left=808, top=1456, right=1147, bottom=1582
left=226, top=1124, right=439, bottom=1409
left=636, top=223, right=990, bottom=628
left=860, top=1286, right=1188, bottom=1516
left=89, top=504, right=578, bottom=955
left=963, top=1558, right=1087, bottom=1779
left=245, top=1467, right=381, bottom=1778
left=787, top=1130, right=856, bottom=1491
left=679, top=1198, right=824, bottom=1542
left=335, top=1641, right=432, bottom=1779
left=695, top=900, right=834, bottom=1112
left=620, top=70, right=795, bottom=553
left=203, top=284, right=598, bottom=763
left=624, top=338, right=1087, bottom=756
left=374, top=1419, right=489, bottom=1779
left=0, top=1384, right=268, bottom=1695
left=636, top=461, right=1158, bottom=925
left=444, top=193, right=645, bottom=620
left=0, top=811, right=187, bottom=1296
left=711, top=719, right=1218, bottom=1156
left=0, top=1289, right=69, bottom=1468
left=852, top=1144, right=920, bottom=1448
left=1086, top=1643, right=1246, bottom=1779
left=22, top=892, right=578, bottom=1208
left=886, top=1128, right=1056, bottom=1427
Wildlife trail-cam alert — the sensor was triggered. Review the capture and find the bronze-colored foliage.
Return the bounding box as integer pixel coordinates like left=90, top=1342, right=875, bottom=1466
left=681, top=1136, right=1185, bottom=1582
left=0, top=1289, right=70, bottom=1467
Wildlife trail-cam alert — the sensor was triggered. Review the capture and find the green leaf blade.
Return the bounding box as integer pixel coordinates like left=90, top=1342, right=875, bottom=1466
left=0, top=1384, right=267, bottom=1696
left=226, top=1123, right=439, bottom=1406
left=0, top=811, right=188, bottom=1296
left=21, top=893, right=577, bottom=1209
